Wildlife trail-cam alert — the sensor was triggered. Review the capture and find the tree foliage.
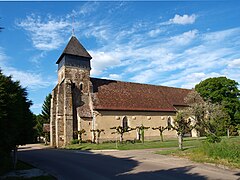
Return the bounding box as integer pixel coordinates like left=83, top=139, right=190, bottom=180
left=133, top=124, right=150, bottom=143
left=184, top=91, right=231, bottom=136
left=0, top=70, right=34, bottom=155
left=110, top=126, right=133, bottom=143
left=195, top=77, right=240, bottom=125
left=152, top=126, right=167, bottom=142
left=41, top=93, right=52, bottom=122
left=172, top=111, right=192, bottom=150
left=90, top=129, right=104, bottom=144
left=34, top=94, right=51, bottom=140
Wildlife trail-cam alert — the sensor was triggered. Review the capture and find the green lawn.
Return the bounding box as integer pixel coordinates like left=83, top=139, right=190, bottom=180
left=66, top=136, right=240, bottom=169
left=156, top=136, right=240, bottom=169
left=65, top=137, right=205, bottom=150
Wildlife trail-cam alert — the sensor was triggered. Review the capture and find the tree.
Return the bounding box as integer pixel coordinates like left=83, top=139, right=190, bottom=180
left=0, top=70, right=34, bottom=169
left=172, top=111, right=192, bottom=150
left=185, top=91, right=230, bottom=137
left=90, top=129, right=104, bottom=144
left=204, top=101, right=230, bottom=137
left=74, top=129, right=86, bottom=144
left=34, top=94, right=52, bottom=142
left=184, top=91, right=207, bottom=136
left=152, top=126, right=167, bottom=142
left=41, top=94, right=52, bottom=122
left=134, top=124, right=150, bottom=143
left=110, top=126, right=133, bottom=143
left=195, top=77, right=240, bottom=125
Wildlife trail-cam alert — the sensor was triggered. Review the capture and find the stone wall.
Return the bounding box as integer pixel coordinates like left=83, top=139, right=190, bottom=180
left=50, top=86, right=57, bottom=147
left=81, top=110, right=178, bottom=142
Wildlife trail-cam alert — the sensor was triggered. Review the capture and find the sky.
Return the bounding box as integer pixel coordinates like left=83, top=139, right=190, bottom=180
left=0, top=1, right=240, bottom=114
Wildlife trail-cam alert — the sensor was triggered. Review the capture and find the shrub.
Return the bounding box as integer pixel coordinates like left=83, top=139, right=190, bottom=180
left=71, top=139, right=79, bottom=144
left=206, top=134, right=221, bottom=143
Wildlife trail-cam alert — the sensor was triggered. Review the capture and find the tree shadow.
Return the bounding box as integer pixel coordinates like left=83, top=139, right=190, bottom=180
left=117, top=166, right=206, bottom=180
left=18, top=148, right=208, bottom=180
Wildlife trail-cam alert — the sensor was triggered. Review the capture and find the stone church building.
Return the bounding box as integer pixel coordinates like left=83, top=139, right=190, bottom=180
left=50, top=36, right=192, bottom=147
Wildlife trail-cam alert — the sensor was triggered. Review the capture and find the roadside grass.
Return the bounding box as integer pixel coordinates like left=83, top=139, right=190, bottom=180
left=65, top=137, right=205, bottom=150
left=156, top=136, right=240, bottom=169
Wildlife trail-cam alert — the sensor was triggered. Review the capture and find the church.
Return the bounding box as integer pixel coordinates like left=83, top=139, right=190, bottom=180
left=50, top=36, right=192, bottom=147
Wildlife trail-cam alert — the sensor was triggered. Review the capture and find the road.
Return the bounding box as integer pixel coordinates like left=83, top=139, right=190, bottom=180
left=18, top=144, right=240, bottom=180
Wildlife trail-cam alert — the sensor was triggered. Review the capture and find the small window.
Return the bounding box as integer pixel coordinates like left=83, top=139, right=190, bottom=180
left=122, top=116, right=128, bottom=131
left=167, top=117, right=172, bottom=130
left=80, top=83, right=83, bottom=92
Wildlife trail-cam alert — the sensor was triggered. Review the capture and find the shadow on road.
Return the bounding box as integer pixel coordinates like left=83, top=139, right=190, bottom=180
left=118, top=166, right=206, bottom=180
left=18, top=148, right=207, bottom=180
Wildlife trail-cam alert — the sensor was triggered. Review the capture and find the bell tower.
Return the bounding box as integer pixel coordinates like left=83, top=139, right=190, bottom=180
left=56, top=36, right=92, bottom=86
left=52, top=36, right=92, bottom=147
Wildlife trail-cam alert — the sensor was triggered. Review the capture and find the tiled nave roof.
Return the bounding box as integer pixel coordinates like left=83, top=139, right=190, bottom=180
left=91, top=78, right=192, bottom=112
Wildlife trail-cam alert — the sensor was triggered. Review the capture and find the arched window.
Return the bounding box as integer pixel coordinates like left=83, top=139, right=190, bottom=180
left=79, top=83, right=83, bottom=92
left=167, top=117, right=172, bottom=130
left=122, top=116, right=128, bottom=131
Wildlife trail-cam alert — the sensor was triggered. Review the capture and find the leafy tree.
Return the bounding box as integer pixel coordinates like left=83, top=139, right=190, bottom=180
left=0, top=70, right=34, bottom=169
left=74, top=129, right=86, bottom=144
left=172, top=111, right=192, bottom=150
left=152, top=126, right=167, bottom=142
left=185, top=91, right=230, bottom=137
left=195, top=77, right=240, bottom=125
left=90, top=129, right=104, bottom=144
left=134, top=124, right=150, bottom=143
left=110, top=126, right=133, bottom=143
left=204, top=101, right=231, bottom=136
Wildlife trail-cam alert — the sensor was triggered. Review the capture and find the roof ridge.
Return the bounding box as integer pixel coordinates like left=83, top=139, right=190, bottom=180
left=90, top=77, right=191, bottom=91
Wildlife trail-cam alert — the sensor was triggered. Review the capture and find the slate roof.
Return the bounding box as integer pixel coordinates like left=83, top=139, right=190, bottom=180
left=91, top=78, right=192, bottom=112
left=56, top=36, right=92, bottom=64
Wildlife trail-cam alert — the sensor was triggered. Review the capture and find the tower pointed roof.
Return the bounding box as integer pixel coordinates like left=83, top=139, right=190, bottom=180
left=56, top=36, right=92, bottom=64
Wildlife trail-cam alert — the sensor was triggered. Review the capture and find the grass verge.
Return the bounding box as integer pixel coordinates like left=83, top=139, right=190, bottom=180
left=65, top=137, right=205, bottom=150
left=156, top=136, right=240, bottom=169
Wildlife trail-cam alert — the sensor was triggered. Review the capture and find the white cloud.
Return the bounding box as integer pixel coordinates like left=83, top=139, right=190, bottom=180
left=169, top=30, right=198, bottom=46
left=16, top=14, right=71, bottom=51
left=89, top=51, right=121, bottom=76
left=202, top=28, right=240, bottom=43
left=0, top=48, right=53, bottom=90
left=102, top=74, right=122, bottom=80
left=168, top=14, right=197, bottom=25
left=148, top=28, right=162, bottom=37
left=30, top=103, right=43, bottom=109
left=31, top=51, right=47, bottom=63
left=108, top=74, right=122, bottom=80
left=3, top=67, right=52, bottom=90
left=228, top=58, right=240, bottom=68
left=130, top=69, right=157, bottom=84
left=16, top=7, right=239, bottom=90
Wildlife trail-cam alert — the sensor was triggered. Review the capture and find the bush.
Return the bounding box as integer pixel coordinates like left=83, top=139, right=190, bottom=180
left=206, top=134, right=221, bottom=143
left=71, top=139, right=79, bottom=144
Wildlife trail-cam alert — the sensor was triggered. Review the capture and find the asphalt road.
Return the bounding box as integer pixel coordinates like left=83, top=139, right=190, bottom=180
left=18, top=144, right=240, bottom=180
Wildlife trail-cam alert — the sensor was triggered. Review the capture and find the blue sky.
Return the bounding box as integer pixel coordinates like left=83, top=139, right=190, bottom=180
left=0, top=1, right=240, bottom=114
